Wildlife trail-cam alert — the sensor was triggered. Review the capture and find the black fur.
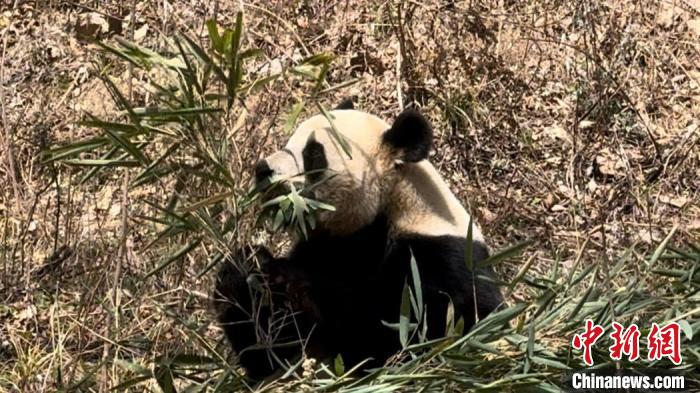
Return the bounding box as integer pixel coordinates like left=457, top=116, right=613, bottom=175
left=214, top=216, right=502, bottom=379
left=335, top=98, right=355, bottom=110
left=254, top=160, right=273, bottom=183
left=382, top=109, right=433, bottom=162
left=302, top=137, right=328, bottom=181
left=213, top=246, right=316, bottom=380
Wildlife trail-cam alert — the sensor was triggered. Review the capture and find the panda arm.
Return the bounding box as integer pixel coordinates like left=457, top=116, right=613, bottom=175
left=212, top=246, right=317, bottom=380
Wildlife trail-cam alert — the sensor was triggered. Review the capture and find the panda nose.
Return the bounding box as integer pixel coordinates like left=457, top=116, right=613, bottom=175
left=254, top=159, right=274, bottom=183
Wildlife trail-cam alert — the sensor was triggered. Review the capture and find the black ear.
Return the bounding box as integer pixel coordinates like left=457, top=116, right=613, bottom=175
left=302, top=133, right=328, bottom=182
left=335, top=98, right=354, bottom=110
left=382, top=109, right=433, bottom=163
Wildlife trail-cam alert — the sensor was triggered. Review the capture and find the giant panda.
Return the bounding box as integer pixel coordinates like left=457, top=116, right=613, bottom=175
left=213, top=99, right=503, bottom=380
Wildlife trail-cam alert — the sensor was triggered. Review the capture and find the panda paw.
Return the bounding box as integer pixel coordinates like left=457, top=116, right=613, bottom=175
left=212, top=246, right=274, bottom=310
left=264, top=262, right=320, bottom=319
left=213, top=246, right=319, bottom=380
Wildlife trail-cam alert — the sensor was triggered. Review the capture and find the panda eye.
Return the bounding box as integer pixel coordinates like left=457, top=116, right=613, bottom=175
left=302, top=139, right=328, bottom=178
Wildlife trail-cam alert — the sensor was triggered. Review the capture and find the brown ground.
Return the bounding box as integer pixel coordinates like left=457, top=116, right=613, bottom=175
left=1, top=1, right=698, bottom=391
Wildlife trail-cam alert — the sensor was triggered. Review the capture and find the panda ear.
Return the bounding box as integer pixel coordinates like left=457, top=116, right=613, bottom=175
left=335, top=98, right=354, bottom=110
left=382, top=108, right=433, bottom=163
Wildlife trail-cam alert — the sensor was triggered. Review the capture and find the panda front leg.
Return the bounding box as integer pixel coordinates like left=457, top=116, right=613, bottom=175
left=212, top=246, right=318, bottom=380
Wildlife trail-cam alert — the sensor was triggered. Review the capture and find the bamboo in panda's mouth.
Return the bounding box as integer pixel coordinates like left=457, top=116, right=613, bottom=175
left=255, top=171, right=336, bottom=237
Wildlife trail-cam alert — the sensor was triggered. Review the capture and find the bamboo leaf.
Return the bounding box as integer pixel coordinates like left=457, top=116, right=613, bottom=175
left=95, top=40, right=144, bottom=69
left=110, top=376, right=152, bottom=391
left=132, top=106, right=221, bottom=119
left=300, top=52, right=334, bottom=65
left=529, top=355, right=571, bottom=369
left=206, top=20, right=223, bottom=53
left=399, top=279, right=412, bottom=349
left=291, top=64, right=322, bottom=79
left=678, top=320, right=693, bottom=340
left=317, top=102, right=352, bottom=158
left=100, top=75, right=138, bottom=123
left=43, top=139, right=110, bottom=162
left=334, top=354, right=345, bottom=377
left=313, top=62, right=330, bottom=93
left=167, top=354, right=216, bottom=367
left=78, top=146, right=121, bottom=184
left=180, top=33, right=227, bottom=84
left=133, top=142, right=181, bottom=186
left=153, top=363, right=176, bottom=393
left=63, top=159, right=141, bottom=167
left=465, top=216, right=474, bottom=271
left=569, top=263, right=597, bottom=287
left=506, top=255, right=536, bottom=296
left=647, top=225, right=679, bottom=272
left=320, top=78, right=360, bottom=94
left=477, top=239, right=535, bottom=269
left=453, top=303, right=528, bottom=346
left=305, top=198, right=336, bottom=211
left=173, top=36, right=203, bottom=95
left=238, top=73, right=279, bottom=95
left=179, top=191, right=235, bottom=213
left=239, top=48, right=263, bottom=59
left=231, top=12, right=243, bottom=61
left=222, top=30, right=234, bottom=59
left=144, top=239, right=201, bottom=279
left=114, top=359, right=151, bottom=376
left=465, top=339, right=502, bottom=355
left=80, top=120, right=145, bottom=134
left=409, top=249, right=423, bottom=320
left=284, top=101, right=306, bottom=134
left=114, top=37, right=186, bottom=69
left=101, top=126, right=150, bottom=165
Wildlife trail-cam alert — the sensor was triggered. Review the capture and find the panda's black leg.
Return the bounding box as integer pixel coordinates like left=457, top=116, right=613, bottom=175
left=212, top=246, right=317, bottom=380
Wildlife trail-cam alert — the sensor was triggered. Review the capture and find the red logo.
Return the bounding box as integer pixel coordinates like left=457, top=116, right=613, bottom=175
left=572, top=321, right=683, bottom=366
left=647, top=322, right=682, bottom=365
left=572, top=319, right=606, bottom=366
left=609, top=322, right=640, bottom=361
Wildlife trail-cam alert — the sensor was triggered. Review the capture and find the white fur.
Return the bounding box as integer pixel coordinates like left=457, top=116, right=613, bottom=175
left=263, top=109, right=483, bottom=241
left=388, top=160, right=484, bottom=241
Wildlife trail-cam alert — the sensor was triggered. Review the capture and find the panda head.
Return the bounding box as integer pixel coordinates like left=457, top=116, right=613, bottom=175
left=255, top=100, right=478, bottom=240
left=254, top=101, right=432, bottom=235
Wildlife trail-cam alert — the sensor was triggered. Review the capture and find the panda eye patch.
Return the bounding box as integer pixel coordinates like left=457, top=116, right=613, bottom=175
left=302, top=139, right=328, bottom=178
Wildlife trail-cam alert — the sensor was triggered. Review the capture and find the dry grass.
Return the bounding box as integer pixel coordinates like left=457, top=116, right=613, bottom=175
left=1, top=1, right=699, bottom=392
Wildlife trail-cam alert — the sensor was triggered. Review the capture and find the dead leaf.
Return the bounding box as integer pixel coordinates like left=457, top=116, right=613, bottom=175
left=659, top=195, right=689, bottom=208
left=134, top=23, right=149, bottom=42
left=595, top=149, right=625, bottom=177
left=578, top=120, right=595, bottom=129
left=540, top=124, right=572, bottom=144
left=637, top=229, right=661, bottom=244
left=0, top=13, right=9, bottom=29
left=543, top=194, right=555, bottom=208
left=689, top=219, right=700, bottom=230
left=586, top=178, right=598, bottom=193
left=478, top=207, right=496, bottom=224
left=688, top=19, right=700, bottom=37
left=109, top=202, right=122, bottom=217
left=96, top=186, right=114, bottom=211
left=688, top=70, right=700, bottom=89
left=658, top=3, right=679, bottom=28
left=76, top=12, right=109, bottom=40
left=76, top=12, right=122, bottom=40
left=16, top=305, right=36, bottom=321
